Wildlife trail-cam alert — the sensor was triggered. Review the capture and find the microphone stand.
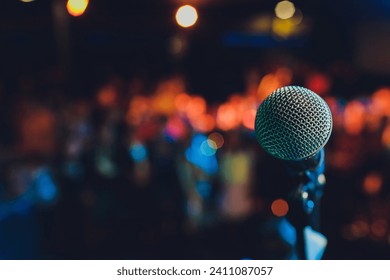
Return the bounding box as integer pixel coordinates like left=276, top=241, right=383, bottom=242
left=285, top=149, right=326, bottom=260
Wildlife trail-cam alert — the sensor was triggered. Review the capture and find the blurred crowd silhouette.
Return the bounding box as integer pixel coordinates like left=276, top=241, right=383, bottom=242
left=1, top=57, right=390, bottom=260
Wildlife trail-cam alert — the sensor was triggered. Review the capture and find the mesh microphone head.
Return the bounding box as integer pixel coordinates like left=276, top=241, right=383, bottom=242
left=254, top=86, right=332, bottom=161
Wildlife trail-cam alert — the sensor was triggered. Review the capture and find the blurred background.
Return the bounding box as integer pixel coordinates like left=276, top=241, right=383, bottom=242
left=1, top=0, right=390, bottom=260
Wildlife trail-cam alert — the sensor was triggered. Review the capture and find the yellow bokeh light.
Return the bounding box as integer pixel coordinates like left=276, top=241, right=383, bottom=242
left=67, top=0, right=89, bottom=17
left=20, top=0, right=35, bottom=2
left=275, top=1, right=296, bottom=20
left=272, top=17, right=296, bottom=38
left=176, top=5, right=198, bottom=28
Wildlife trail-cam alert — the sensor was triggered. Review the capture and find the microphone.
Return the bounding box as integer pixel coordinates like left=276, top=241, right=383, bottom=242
left=254, top=85, right=332, bottom=164
left=254, top=85, right=333, bottom=260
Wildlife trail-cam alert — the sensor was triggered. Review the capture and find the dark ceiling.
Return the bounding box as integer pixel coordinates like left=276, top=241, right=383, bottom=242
left=0, top=0, right=389, bottom=100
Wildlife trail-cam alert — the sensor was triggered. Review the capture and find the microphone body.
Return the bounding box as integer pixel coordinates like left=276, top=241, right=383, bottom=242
left=254, top=86, right=332, bottom=260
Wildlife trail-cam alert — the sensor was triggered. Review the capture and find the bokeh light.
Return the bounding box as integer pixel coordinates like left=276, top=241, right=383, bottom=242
left=200, top=140, right=217, bottom=157
left=350, top=220, right=370, bottom=239
left=363, top=172, right=383, bottom=195
left=185, top=134, right=218, bottom=175
left=176, top=5, right=198, bottom=28
left=370, top=219, right=388, bottom=239
left=372, top=88, right=390, bottom=117
left=187, top=96, right=207, bottom=119
left=129, top=143, right=148, bottom=162
left=275, top=1, right=296, bottom=20
left=305, top=73, right=332, bottom=96
left=67, top=0, right=89, bottom=17
left=272, top=17, right=296, bottom=38
left=190, top=114, right=216, bottom=133
left=208, top=132, right=224, bottom=149
left=216, top=104, right=240, bottom=131
left=344, top=100, right=365, bottom=135
left=242, top=109, right=256, bottom=130
left=271, top=199, right=289, bottom=217
left=97, top=85, right=118, bottom=107
left=126, top=96, right=150, bottom=126
left=165, top=116, right=188, bottom=140
left=382, top=124, right=390, bottom=148
left=257, top=68, right=292, bottom=100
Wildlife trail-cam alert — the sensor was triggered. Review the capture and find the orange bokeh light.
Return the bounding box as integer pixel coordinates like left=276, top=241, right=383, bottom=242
left=257, top=74, right=280, bottom=101
left=275, top=67, right=292, bottom=85
left=344, top=101, right=365, bottom=135
left=186, top=96, right=206, bottom=119
left=216, top=104, right=240, bottom=131
left=242, top=109, right=256, bottom=130
left=382, top=124, right=390, bottom=148
left=363, top=172, right=383, bottom=195
left=97, top=85, right=117, bottom=107
left=372, top=88, right=390, bottom=117
left=257, top=68, right=292, bottom=102
left=271, top=199, right=289, bottom=217
left=190, top=114, right=215, bottom=133
left=370, top=219, right=388, bottom=239
left=126, top=96, right=150, bottom=126
left=174, top=93, right=191, bottom=113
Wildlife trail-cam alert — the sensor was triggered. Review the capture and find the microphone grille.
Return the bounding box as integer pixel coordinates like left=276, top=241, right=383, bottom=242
left=254, top=86, right=332, bottom=161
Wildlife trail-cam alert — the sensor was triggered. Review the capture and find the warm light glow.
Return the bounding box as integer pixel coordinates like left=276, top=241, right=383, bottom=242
left=151, top=91, right=176, bottom=115
left=306, top=73, right=331, bottom=95
left=363, top=172, right=383, bottom=195
left=176, top=5, right=198, bottom=28
left=275, top=1, right=296, bottom=20
left=272, top=17, right=296, bottom=38
left=20, top=0, right=35, bottom=2
left=126, top=96, right=150, bottom=125
left=208, top=132, right=224, bottom=149
left=190, top=114, right=215, bottom=133
left=344, top=101, right=365, bottom=135
left=97, top=85, right=117, bottom=107
left=372, top=88, right=390, bottom=117
left=186, top=96, right=207, bottom=119
left=382, top=124, right=390, bottom=148
left=242, top=109, right=256, bottom=130
left=350, top=220, right=370, bottom=238
left=248, top=14, right=273, bottom=33
left=257, top=74, right=279, bottom=101
left=371, top=219, right=388, bottom=239
left=275, top=67, right=293, bottom=85
left=216, top=104, right=240, bottom=131
left=271, top=199, right=289, bottom=217
left=257, top=68, right=292, bottom=101
left=174, top=93, right=191, bottom=113
left=67, top=0, right=89, bottom=17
